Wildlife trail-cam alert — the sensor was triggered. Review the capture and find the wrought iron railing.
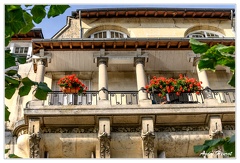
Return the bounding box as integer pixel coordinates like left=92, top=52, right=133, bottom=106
left=47, top=91, right=139, bottom=106
left=47, top=91, right=99, bottom=105
left=212, top=89, right=235, bottom=103
left=109, top=91, right=138, bottom=105
left=150, top=89, right=235, bottom=104
left=46, top=89, right=235, bottom=106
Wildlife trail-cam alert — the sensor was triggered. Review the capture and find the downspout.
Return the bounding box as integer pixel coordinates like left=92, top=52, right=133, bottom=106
left=79, top=10, right=83, bottom=38
left=230, top=10, right=235, bottom=32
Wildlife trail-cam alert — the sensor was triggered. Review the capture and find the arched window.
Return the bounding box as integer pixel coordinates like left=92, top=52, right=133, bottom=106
left=89, top=30, right=129, bottom=38
left=186, top=30, right=224, bottom=38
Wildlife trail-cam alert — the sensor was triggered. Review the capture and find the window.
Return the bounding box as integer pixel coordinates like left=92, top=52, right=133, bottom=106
left=186, top=30, right=224, bottom=38
left=14, top=47, right=29, bottom=54
left=89, top=30, right=129, bottom=38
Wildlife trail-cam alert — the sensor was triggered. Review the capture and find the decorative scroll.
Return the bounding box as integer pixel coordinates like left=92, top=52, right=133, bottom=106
left=98, top=132, right=111, bottom=158
left=141, top=131, right=155, bottom=158
left=29, top=132, right=41, bottom=158
left=41, top=127, right=98, bottom=133
left=111, top=127, right=141, bottom=132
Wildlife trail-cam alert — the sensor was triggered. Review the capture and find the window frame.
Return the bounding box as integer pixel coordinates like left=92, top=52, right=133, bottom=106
left=186, top=30, right=224, bottom=38
left=89, top=30, right=129, bottom=38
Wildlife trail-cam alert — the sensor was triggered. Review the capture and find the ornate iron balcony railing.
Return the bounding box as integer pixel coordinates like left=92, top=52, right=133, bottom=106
left=46, top=89, right=235, bottom=106
left=150, top=89, right=235, bottom=104
left=47, top=91, right=139, bottom=106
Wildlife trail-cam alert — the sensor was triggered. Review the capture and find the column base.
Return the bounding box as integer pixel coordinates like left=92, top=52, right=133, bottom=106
left=139, top=99, right=152, bottom=106
left=97, top=100, right=111, bottom=107
left=204, top=99, right=219, bottom=106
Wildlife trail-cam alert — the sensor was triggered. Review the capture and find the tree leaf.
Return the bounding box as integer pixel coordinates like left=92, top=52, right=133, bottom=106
left=189, top=38, right=210, bottom=54
left=22, top=77, right=37, bottom=86
left=204, top=138, right=222, bottom=147
left=47, top=5, right=70, bottom=18
left=194, top=144, right=209, bottom=153
left=5, top=70, right=18, bottom=76
left=5, top=86, right=16, bottom=99
left=8, top=154, right=21, bottom=158
left=228, top=71, right=235, bottom=87
left=198, top=59, right=216, bottom=71
left=5, top=105, right=10, bottom=122
left=224, top=136, right=235, bottom=157
left=217, top=45, right=235, bottom=55
left=34, top=87, right=48, bottom=100
left=19, top=85, right=32, bottom=97
left=5, top=149, right=10, bottom=154
left=38, top=82, right=52, bottom=92
left=5, top=50, right=16, bottom=69
left=5, top=75, right=20, bottom=86
left=16, top=56, right=26, bottom=64
left=19, top=11, right=35, bottom=34
left=31, top=5, right=47, bottom=24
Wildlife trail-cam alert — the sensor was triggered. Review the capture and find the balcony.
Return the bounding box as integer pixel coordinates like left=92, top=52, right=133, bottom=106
left=46, top=89, right=235, bottom=106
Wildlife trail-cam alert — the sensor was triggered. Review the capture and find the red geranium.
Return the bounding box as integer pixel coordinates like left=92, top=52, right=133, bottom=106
left=145, top=74, right=202, bottom=98
left=57, top=74, right=88, bottom=94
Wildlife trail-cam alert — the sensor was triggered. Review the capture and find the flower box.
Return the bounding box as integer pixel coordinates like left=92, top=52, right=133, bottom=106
left=57, top=74, right=88, bottom=95
left=146, top=74, right=203, bottom=100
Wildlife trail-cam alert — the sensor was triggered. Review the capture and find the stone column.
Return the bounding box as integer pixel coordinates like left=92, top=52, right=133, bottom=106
left=96, top=118, right=111, bottom=158
left=141, top=117, right=155, bottom=158
left=35, top=59, right=46, bottom=83
left=196, top=63, right=210, bottom=89
left=98, top=58, right=108, bottom=100
left=32, top=59, right=47, bottom=101
left=28, top=119, right=42, bottom=158
left=196, top=62, right=217, bottom=103
left=134, top=57, right=149, bottom=101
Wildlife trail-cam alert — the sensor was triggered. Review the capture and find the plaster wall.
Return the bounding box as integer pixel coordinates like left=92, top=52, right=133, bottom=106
left=55, top=17, right=234, bottom=39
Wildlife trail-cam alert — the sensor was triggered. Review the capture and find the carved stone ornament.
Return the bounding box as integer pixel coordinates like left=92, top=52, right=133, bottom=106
left=29, top=132, right=41, bottom=158
left=211, top=129, right=223, bottom=139
left=41, top=127, right=98, bottom=133
left=141, top=131, right=155, bottom=158
left=98, top=132, right=111, bottom=158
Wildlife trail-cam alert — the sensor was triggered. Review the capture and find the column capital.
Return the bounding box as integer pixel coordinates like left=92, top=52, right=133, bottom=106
left=97, top=57, right=108, bottom=67
left=134, top=57, right=146, bottom=67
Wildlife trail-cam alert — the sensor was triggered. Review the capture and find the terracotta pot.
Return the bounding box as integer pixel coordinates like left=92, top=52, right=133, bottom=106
left=61, top=87, right=79, bottom=94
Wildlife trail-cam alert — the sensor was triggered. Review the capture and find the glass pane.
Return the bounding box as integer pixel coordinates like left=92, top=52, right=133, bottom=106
left=103, top=32, right=106, bottom=38
left=115, top=32, right=119, bottom=38
left=111, top=32, right=114, bottom=38
left=15, top=47, right=19, bottom=53
left=99, top=32, right=102, bottom=38
left=19, top=48, right=24, bottom=53
left=94, top=34, right=98, bottom=38
left=24, top=47, right=28, bottom=53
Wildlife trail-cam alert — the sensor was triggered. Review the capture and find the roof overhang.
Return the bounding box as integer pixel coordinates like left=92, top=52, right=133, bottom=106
left=11, top=28, right=44, bottom=40
left=32, top=38, right=235, bottom=54
left=72, top=8, right=234, bottom=19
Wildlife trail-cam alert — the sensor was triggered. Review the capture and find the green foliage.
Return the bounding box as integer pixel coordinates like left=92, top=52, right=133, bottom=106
left=5, top=5, right=70, bottom=46
left=190, top=38, right=235, bottom=157
left=5, top=5, right=69, bottom=122
left=5, top=105, right=10, bottom=122
left=5, top=50, right=16, bottom=69
left=8, top=154, right=22, bottom=158
left=194, top=135, right=235, bottom=157
left=189, top=38, right=235, bottom=87
left=189, top=38, right=210, bottom=54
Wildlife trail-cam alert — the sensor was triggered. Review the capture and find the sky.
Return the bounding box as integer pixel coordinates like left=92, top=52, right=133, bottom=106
left=34, top=3, right=236, bottom=38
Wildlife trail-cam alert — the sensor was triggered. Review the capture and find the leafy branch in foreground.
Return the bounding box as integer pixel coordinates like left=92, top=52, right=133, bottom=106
left=189, top=38, right=235, bottom=87
left=190, top=38, right=235, bottom=157
left=5, top=5, right=70, bottom=122
left=194, top=134, right=235, bottom=157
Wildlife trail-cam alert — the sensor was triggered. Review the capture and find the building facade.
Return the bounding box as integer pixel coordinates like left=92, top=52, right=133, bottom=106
left=5, top=8, right=235, bottom=158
